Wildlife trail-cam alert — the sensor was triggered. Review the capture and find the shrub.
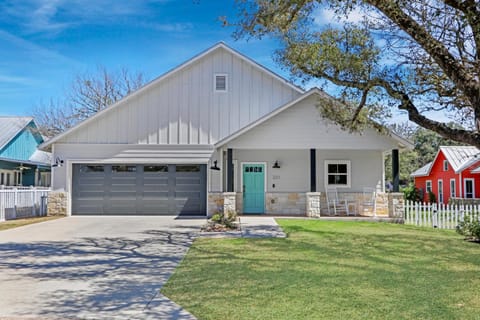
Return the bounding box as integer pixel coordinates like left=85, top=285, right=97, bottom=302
left=211, top=213, right=222, bottom=223
left=208, top=209, right=238, bottom=229
left=402, top=183, right=421, bottom=201
left=456, top=216, right=480, bottom=241
left=428, top=191, right=436, bottom=204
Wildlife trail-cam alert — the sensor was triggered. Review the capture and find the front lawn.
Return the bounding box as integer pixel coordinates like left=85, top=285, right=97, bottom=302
left=162, top=220, right=480, bottom=320
left=0, top=216, right=62, bottom=231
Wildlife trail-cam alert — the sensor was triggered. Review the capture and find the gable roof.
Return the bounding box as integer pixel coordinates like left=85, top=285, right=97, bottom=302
left=412, top=146, right=480, bottom=177
left=441, top=146, right=479, bottom=172
left=0, top=116, right=34, bottom=150
left=40, top=42, right=304, bottom=150
left=411, top=161, right=433, bottom=177
left=215, top=88, right=413, bottom=149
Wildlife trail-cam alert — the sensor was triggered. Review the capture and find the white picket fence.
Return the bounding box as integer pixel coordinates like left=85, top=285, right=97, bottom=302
left=405, top=200, right=480, bottom=229
left=0, top=187, right=51, bottom=222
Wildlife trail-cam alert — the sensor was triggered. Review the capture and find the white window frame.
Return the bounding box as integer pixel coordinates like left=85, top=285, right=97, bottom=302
left=425, top=180, right=432, bottom=193
left=450, top=179, right=456, bottom=198
left=438, top=179, right=444, bottom=203
left=443, top=160, right=449, bottom=171
left=324, top=160, right=351, bottom=188
left=464, top=178, right=475, bottom=199
left=214, top=73, right=228, bottom=92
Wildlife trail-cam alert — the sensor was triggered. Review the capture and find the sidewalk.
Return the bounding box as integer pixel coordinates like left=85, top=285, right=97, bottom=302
left=199, top=216, right=286, bottom=239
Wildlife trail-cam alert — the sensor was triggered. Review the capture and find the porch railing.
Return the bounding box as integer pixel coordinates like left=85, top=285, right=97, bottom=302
left=0, top=187, right=51, bottom=222
left=405, top=200, right=480, bottom=229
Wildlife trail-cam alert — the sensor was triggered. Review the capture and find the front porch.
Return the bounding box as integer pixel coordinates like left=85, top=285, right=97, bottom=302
left=208, top=191, right=405, bottom=219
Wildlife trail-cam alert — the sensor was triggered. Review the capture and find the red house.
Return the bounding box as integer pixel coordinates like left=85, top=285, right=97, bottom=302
left=411, top=146, right=480, bottom=204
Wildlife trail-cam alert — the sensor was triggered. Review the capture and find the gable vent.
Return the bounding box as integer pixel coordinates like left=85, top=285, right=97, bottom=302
left=214, top=74, right=227, bottom=92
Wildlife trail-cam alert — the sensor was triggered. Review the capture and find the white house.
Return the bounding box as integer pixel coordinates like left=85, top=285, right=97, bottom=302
left=41, top=42, right=410, bottom=217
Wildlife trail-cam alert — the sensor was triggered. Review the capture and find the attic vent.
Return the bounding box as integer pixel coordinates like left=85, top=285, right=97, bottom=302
left=214, top=74, right=227, bottom=92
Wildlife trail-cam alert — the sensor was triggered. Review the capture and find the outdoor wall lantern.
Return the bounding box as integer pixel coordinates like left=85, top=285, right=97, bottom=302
left=52, top=157, right=64, bottom=168
left=272, top=160, right=281, bottom=169
left=210, top=160, right=220, bottom=171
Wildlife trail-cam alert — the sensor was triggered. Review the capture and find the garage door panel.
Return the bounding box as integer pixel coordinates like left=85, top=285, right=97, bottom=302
left=72, top=163, right=206, bottom=215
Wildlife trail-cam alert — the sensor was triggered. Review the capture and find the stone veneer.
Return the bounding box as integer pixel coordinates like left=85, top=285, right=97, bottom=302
left=265, top=192, right=306, bottom=215
left=47, top=191, right=68, bottom=216
left=208, top=191, right=404, bottom=218
left=388, top=193, right=405, bottom=219
left=306, top=192, right=321, bottom=217
left=207, top=192, right=223, bottom=216
left=223, top=192, right=236, bottom=213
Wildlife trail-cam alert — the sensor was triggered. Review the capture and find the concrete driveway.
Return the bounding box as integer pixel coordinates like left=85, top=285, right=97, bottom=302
left=0, top=216, right=206, bottom=320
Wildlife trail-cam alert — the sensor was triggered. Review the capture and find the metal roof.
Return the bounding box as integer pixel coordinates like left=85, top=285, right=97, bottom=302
left=0, top=116, right=33, bottom=150
left=29, top=149, right=51, bottom=165
left=471, top=166, right=480, bottom=173
left=410, top=161, right=433, bottom=177
left=440, top=146, right=480, bottom=172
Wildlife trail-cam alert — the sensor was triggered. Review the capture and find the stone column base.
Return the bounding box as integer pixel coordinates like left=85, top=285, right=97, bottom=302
left=223, top=192, right=237, bottom=213
left=47, top=191, right=68, bottom=216
left=306, top=192, right=321, bottom=217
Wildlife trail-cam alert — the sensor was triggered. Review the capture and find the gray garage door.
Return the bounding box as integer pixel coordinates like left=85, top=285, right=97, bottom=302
left=72, top=164, right=206, bottom=216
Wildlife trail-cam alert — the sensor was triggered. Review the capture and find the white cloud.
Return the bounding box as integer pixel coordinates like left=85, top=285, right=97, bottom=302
left=313, top=6, right=381, bottom=27
left=0, top=74, right=35, bottom=85
left=0, top=0, right=173, bottom=34
left=0, top=30, right=80, bottom=66
left=142, top=22, right=194, bottom=33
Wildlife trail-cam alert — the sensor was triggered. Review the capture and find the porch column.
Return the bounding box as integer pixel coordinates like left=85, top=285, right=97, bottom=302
left=35, top=168, right=39, bottom=186
left=392, top=149, right=399, bottom=192
left=310, top=149, right=316, bottom=192
left=227, top=148, right=234, bottom=192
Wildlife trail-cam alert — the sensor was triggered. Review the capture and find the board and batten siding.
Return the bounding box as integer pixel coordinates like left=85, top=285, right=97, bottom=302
left=57, top=47, right=300, bottom=146
left=223, top=95, right=400, bottom=151
left=0, top=124, right=41, bottom=161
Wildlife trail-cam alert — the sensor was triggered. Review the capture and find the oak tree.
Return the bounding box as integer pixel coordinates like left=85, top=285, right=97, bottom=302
left=232, top=0, right=480, bottom=147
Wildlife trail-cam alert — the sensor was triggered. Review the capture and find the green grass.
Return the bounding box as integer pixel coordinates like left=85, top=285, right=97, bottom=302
left=162, top=220, right=480, bottom=320
left=0, top=216, right=62, bottom=231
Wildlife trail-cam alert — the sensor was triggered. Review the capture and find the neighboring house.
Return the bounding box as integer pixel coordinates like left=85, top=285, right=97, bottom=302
left=411, top=146, right=480, bottom=204
left=0, top=117, right=51, bottom=187
left=40, top=42, right=411, bottom=216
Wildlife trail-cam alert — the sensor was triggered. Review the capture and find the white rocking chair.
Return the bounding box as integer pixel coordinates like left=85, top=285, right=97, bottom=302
left=326, top=188, right=348, bottom=215
left=362, top=187, right=376, bottom=216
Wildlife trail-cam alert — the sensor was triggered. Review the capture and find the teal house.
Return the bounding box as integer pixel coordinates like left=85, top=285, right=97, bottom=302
left=0, top=117, right=51, bottom=187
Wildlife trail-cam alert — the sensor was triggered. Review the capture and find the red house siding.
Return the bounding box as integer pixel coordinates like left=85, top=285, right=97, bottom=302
left=414, top=151, right=480, bottom=203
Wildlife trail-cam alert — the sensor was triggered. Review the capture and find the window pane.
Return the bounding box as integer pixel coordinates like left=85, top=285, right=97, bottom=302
left=176, top=165, right=200, bottom=172
left=80, top=165, right=104, bottom=173
left=338, top=164, right=347, bottom=174
left=328, top=175, right=336, bottom=184
left=112, top=165, right=137, bottom=173
left=144, top=165, right=168, bottom=173
left=336, top=175, right=347, bottom=184
left=328, top=164, right=337, bottom=173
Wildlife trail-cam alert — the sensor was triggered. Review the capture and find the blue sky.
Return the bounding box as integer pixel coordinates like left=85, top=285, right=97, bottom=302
left=0, top=0, right=292, bottom=116
left=0, top=0, right=415, bottom=124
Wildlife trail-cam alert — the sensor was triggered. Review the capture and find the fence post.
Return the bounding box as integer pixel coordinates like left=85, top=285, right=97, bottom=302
left=13, top=188, right=17, bottom=219
left=32, top=188, right=36, bottom=217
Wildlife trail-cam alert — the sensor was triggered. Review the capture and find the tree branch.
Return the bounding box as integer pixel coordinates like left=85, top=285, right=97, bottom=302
left=398, top=92, right=480, bottom=146
left=367, top=0, right=480, bottom=102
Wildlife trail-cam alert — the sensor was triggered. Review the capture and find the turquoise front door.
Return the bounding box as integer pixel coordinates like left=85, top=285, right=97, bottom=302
left=243, top=164, right=265, bottom=214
